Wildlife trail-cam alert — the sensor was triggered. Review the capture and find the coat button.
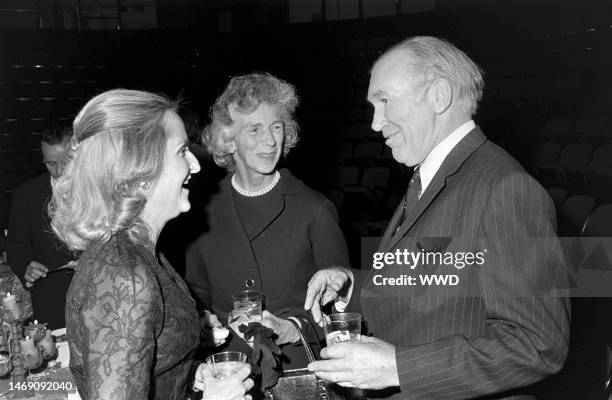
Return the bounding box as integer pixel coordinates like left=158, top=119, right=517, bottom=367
left=245, top=279, right=255, bottom=287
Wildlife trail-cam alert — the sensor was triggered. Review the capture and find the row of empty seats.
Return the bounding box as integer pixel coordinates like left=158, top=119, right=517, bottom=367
left=2, top=15, right=612, bottom=235
left=530, top=142, right=612, bottom=173
left=539, top=115, right=612, bottom=143
left=530, top=142, right=612, bottom=202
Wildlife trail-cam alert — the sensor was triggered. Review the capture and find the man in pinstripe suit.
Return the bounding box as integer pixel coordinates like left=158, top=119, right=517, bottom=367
left=305, top=36, right=570, bottom=399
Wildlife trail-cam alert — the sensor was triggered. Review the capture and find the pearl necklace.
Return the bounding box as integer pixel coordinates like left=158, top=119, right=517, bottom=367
left=231, top=171, right=281, bottom=197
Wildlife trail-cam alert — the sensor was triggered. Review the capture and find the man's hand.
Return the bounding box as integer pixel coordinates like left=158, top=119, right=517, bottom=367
left=307, top=336, right=399, bottom=389
left=259, top=310, right=300, bottom=345
left=24, top=261, right=48, bottom=288
left=194, top=362, right=253, bottom=400
left=200, top=310, right=229, bottom=347
left=304, top=267, right=353, bottom=324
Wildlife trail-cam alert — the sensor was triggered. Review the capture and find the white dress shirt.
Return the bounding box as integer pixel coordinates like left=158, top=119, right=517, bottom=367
left=418, top=120, right=476, bottom=197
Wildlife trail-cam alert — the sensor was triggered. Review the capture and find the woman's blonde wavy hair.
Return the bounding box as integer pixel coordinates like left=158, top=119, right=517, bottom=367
left=203, top=72, right=300, bottom=171
left=49, top=89, right=178, bottom=251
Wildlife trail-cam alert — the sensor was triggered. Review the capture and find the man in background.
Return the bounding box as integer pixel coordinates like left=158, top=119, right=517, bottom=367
left=8, top=124, right=74, bottom=329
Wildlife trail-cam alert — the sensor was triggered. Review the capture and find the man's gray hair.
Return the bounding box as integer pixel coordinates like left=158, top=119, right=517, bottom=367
left=378, top=36, right=484, bottom=115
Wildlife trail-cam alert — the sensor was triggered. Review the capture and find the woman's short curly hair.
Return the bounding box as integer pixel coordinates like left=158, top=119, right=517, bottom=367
left=49, top=89, right=178, bottom=251
left=203, top=72, right=300, bottom=170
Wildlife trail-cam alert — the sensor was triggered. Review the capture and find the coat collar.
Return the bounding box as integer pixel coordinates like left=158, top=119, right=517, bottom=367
left=213, top=168, right=301, bottom=201
left=212, top=168, right=302, bottom=242
left=379, top=127, right=487, bottom=252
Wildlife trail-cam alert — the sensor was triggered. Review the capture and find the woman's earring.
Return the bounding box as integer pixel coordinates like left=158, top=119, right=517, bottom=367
left=138, top=181, right=150, bottom=190
left=228, top=145, right=236, bottom=154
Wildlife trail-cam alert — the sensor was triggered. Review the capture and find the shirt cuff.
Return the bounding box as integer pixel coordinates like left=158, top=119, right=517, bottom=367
left=334, top=270, right=354, bottom=312
left=287, top=317, right=303, bottom=345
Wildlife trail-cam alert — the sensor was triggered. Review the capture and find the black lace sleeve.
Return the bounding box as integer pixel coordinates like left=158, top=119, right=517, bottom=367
left=79, top=259, right=162, bottom=399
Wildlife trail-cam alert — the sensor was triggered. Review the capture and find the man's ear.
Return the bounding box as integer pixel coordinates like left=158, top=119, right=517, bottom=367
left=427, top=78, right=452, bottom=114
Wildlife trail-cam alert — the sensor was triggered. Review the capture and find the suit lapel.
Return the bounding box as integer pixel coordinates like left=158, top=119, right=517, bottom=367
left=379, top=192, right=407, bottom=251
left=381, top=128, right=487, bottom=253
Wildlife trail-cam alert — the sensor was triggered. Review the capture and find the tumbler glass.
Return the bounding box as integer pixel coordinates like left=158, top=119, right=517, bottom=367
left=205, top=351, right=248, bottom=379
left=323, top=313, right=362, bottom=346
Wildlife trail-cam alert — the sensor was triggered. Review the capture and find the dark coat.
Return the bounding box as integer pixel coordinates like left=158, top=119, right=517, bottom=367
left=186, top=169, right=350, bottom=368
left=7, top=172, right=73, bottom=329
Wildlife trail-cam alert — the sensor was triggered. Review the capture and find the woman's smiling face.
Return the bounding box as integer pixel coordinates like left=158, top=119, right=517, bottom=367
left=230, top=102, right=285, bottom=180
left=145, top=111, right=201, bottom=223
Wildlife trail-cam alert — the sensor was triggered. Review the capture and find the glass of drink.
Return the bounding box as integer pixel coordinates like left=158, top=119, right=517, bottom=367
left=206, top=351, right=247, bottom=379
left=232, top=290, right=263, bottom=321
left=323, top=313, right=362, bottom=346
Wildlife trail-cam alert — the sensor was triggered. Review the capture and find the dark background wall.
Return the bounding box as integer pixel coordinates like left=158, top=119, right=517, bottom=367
left=1, top=0, right=611, bottom=230
left=1, top=1, right=612, bottom=398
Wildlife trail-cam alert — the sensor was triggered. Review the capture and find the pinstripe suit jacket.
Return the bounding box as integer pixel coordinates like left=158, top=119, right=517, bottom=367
left=356, top=128, right=570, bottom=400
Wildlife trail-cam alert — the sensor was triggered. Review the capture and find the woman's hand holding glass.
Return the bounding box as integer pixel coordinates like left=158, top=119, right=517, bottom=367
left=194, top=362, right=253, bottom=400
left=227, top=303, right=299, bottom=346
left=228, top=290, right=263, bottom=346
left=227, top=309, right=254, bottom=346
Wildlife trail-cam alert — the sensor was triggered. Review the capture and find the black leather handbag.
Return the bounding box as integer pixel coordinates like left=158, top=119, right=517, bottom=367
left=270, top=319, right=345, bottom=400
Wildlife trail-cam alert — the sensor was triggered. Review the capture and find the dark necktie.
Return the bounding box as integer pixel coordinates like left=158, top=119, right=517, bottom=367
left=395, top=166, right=421, bottom=233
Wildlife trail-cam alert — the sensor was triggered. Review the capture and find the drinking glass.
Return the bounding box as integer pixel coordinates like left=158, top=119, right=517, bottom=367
left=0, top=354, right=11, bottom=377
left=232, top=290, right=263, bottom=321
left=206, top=351, right=247, bottom=379
left=323, top=313, right=362, bottom=346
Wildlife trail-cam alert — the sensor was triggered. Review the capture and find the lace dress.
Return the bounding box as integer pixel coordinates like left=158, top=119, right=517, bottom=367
left=65, top=233, right=200, bottom=400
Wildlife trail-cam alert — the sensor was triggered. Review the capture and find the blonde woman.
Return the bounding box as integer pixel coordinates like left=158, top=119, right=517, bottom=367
left=50, top=89, right=252, bottom=400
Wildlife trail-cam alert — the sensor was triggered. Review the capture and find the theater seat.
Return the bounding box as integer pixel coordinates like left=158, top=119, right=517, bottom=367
left=547, top=187, right=568, bottom=210
left=558, top=195, right=596, bottom=237
left=582, top=204, right=612, bottom=237
left=326, top=189, right=344, bottom=214
left=332, top=166, right=360, bottom=188
left=586, top=144, right=612, bottom=203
